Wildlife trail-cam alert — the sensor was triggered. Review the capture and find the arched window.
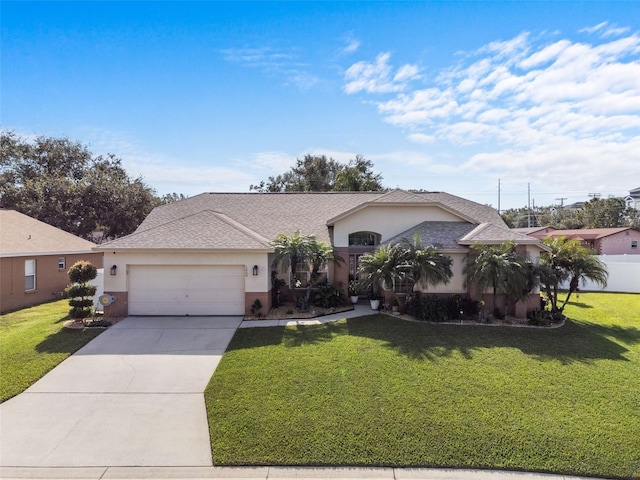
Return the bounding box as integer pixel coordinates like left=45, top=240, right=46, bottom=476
left=348, top=231, right=380, bottom=246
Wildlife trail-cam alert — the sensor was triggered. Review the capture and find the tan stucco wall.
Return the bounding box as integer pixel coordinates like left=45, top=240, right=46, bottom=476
left=1, top=252, right=103, bottom=313
left=101, top=250, right=270, bottom=316
left=413, top=252, right=467, bottom=295
left=332, top=205, right=464, bottom=247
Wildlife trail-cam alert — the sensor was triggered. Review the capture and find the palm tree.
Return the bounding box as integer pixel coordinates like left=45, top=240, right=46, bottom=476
left=356, top=243, right=409, bottom=305
left=307, top=238, right=345, bottom=285
left=270, top=230, right=314, bottom=285
left=540, top=237, right=608, bottom=313
left=400, top=234, right=453, bottom=291
left=463, top=241, right=530, bottom=316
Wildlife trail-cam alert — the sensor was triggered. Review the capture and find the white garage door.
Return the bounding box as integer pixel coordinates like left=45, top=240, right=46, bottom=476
left=128, top=265, right=245, bottom=316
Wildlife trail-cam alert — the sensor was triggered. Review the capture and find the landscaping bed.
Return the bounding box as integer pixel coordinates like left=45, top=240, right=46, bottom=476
left=244, top=302, right=354, bottom=321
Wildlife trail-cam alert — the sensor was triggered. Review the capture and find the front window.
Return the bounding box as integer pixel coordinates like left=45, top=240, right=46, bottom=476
left=632, top=241, right=638, bottom=249
left=25, top=259, right=36, bottom=291
left=348, top=231, right=380, bottom=246
left=58, top=257, right=66, bottom=270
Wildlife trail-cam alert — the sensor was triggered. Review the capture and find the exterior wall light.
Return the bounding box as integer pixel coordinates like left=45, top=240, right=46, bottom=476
left=110, top=265, right=117, bottom=276
left=252, top=265, right=259, bottom=276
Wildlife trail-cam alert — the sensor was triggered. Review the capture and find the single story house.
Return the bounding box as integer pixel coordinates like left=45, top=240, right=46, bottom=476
left=0, top=210, right=103, bottom=313
left=97, top=190, right=547, bottom=318
left=515, top=226, right=640, bottom=255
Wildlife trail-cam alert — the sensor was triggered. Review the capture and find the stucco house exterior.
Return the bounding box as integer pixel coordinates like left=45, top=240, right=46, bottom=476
left=515, top=226, right=640, bottom=255
left=0, top=210, right=103, bottom=313
left=97, top=190, right=547, bottom=318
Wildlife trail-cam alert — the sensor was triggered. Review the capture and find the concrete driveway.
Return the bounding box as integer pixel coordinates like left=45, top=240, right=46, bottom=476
left=0, top=316, right=241, bottom=467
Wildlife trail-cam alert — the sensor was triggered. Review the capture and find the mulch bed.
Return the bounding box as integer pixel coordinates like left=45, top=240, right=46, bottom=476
left=244, top=302, right=354, bottom=321
left=63, top=316, right=124, bottom=329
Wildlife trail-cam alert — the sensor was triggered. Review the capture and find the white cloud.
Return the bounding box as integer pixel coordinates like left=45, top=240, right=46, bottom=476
left=343, top=26, right=640, bottom=206
left=341, top=34, right=361, bottom=54
left=580, top=21, right=630, bottom=38
left=343, top=52, right=420, bottom=94
left=407, top=133, right=436, bottom=144
left=221, top=46, right=318, bottom=91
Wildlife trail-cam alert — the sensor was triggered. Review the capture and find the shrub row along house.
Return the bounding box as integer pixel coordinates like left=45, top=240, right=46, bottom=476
left=97, top=190, right=547, bottom=318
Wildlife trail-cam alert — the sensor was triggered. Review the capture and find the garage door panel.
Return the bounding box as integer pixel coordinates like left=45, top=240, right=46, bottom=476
left=129, top=265, right=245, bottom=316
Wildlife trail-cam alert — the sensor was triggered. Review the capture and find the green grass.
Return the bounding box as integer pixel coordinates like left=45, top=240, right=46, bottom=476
left=205, top=292, right=640, bottom=478
left=0, top=299, right=103, bottom=402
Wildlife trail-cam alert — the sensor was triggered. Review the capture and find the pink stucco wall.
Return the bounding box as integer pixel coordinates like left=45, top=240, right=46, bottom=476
left=598, top=230, right=640, bottom=255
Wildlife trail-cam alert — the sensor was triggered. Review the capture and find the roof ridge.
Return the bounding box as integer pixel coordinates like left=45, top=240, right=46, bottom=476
left=459, top=223, right=491, bottom=242
left=211, top=211, right=272, bottom=246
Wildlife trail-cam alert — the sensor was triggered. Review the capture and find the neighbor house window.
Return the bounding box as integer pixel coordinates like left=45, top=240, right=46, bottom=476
left=348, top=231, right=380, bottom=246
left=632, top=241, right=638, bottom=249
left=25, top=259, right=36, bottom=291
left=58, top=257, right=66, bottom=270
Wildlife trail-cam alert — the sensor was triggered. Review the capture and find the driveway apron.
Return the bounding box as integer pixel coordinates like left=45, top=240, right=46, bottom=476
left=0, top=316, right=240, bottom=467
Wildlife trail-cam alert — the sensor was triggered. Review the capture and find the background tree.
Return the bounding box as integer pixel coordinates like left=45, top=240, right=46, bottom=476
left=250, top=154, right=384, bottom=192
left=333, top=155, right=384, bottom=191
left=500, top=197, right=638, bottom=230
left=577, top=197, right=633, bottom=228
left=65, top=261, right=98, bottom=320
left=1, top=131, right=161, bottom=240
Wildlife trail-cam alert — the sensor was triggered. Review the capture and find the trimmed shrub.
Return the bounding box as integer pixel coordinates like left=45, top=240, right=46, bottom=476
left=65, top=284, right=97, bottom=299
left=68, top=261, right=98, bottom=284
left=406, top=295, right=450, bottom=322
left=310, top=285, right=347, bottom=309
left=67, top=260, right=98, bottom=320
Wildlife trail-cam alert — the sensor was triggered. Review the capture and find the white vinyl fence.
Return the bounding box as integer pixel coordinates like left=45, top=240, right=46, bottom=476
left=560, top=255, right=640, bottom=294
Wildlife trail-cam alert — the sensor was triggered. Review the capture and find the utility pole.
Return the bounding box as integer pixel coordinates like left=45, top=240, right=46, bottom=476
left=588, top=193, right=601, bottom=199
left=555, top=197, right=567, bottom=207
left=527, top=183, right=531, bottom=228
left=497, top=178, right=501, bottom=214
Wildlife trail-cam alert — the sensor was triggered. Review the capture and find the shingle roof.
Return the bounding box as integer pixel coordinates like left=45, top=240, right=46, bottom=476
left=98, top=190, right=508, bottom=251
left=98, top=210, right=272, bottom=250
left=540, top=227, right=635, bottom=240
left=384, top=222, right=478, bottom=250
left=0, top=210, right=96, bottom=257
left=459, top=223, right=546, bottom=246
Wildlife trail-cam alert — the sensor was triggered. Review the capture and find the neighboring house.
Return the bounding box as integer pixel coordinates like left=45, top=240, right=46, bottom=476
left=96, top=190, right=548, bottom=318
left=515, top=226, right=640, bottom=255
left=625, top=187, right=640, bottom=210
left=0, top=210, right=103, bottom=313
left=562, top=201, right=585, bottom=212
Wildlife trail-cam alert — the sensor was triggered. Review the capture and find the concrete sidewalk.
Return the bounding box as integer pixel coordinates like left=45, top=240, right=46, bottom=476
left=240, top=303, right=375, bottom=328
left=0, top=466, right=605, bottom=479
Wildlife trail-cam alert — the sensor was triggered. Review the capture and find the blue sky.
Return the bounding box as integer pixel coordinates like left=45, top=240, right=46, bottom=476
left=2, top=1, right=639, bottom=210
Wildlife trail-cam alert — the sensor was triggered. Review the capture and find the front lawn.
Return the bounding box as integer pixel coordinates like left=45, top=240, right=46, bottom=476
left=0, top=299, right=103, bottom=402
left=206, top=292, right=640, bottom=478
